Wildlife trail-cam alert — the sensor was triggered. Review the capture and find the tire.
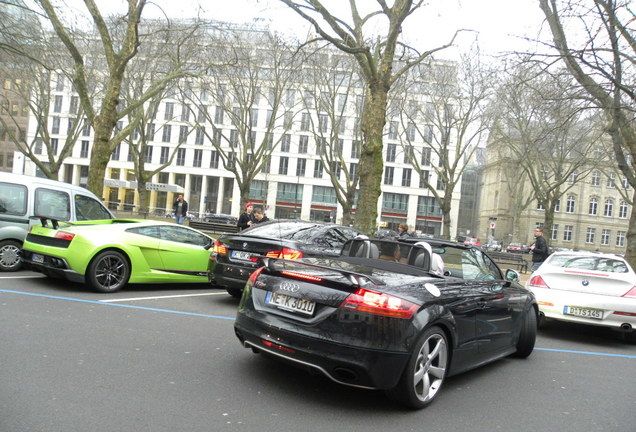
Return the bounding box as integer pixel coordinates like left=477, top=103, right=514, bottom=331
left=0, top=240, right=22, bottom=272
left=86, top=250, right=130, bottom=293
left=513, top=307, right=537, bottom=358
left=226, top=287, right=243, bottom=299
left=387, top=326, right=449, bottom=409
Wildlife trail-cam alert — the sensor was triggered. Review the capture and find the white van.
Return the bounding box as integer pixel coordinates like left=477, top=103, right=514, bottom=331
left=0, top=172, right=114, bottom=271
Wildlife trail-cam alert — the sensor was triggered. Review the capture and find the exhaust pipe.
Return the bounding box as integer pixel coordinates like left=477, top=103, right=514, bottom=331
left=620, top=323, right=632, bottom=331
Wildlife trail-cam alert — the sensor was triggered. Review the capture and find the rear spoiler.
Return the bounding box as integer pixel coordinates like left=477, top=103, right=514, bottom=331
left=31, top=215, right=64, bottom=230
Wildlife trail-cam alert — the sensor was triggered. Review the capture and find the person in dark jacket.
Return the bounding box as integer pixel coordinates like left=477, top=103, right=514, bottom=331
left=253, top=207, right=269, bottom=224
left=529, top=227, right=549, bottom=271
left=237, top=202, right=255, bottom=231
left=173, top=194, right=188, bottom=225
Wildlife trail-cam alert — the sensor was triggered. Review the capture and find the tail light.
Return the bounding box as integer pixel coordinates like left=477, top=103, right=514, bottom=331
left=528, top=275, right=549, bottom=288
left=213, top=240, right=227, bottom=255
left=247, top=267, right=265, bottom=284
left=265, top=248, right=303, bottom=260
left=280, top=270, right=322, bottom=282
left=55, top=231, right=75, bottom=241
left=340, top=288, right=418, bottom=319
left=622, top=286, right=636, bottom=299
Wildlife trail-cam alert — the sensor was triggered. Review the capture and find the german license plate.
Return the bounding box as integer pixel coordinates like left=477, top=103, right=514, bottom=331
left=231, top=250, right=253, bottom=261
left=265, top=291, right=315, bottom=316
left=32, top=253, right=44, bottom=264
left=563, top=306, right=603, bottom=320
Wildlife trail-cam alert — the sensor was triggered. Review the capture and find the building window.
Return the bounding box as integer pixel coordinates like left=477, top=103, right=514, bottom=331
left=422, top=124, right=433, bottom=143
left=386, top=143, right=397, bottom=162
left=312, top=185, right=337, bottom=204
left=229, top=129, right=239, bottom=147
left=406, top=122, right=416, bottom=141
left=145, top=145, right=153, bottom=163
left=318, top=114, right=328, bottom=133
left=251, top=108, right=259, bottom=127
left=553, top=199, right=560, bottom=212
left=296, top=158, right=306, bottom=176
left=160, top=146, right=169, bottom=164
left=70, top=96, right=79, bottom=114
left=193, top=149, right=202, bottom=168
left=164, top=102, right=174, bottom=121
left=421, top=147, right=431, bottom=166
left=278, top=156, right=289, bottom=175
left=276, top=182, right=303, bottom=201
left=619, top=201, right=629, bottom=218
left=210, top=150, right=219, bottom=169
left=349, top=162, right=358, bottom=179
left=617, top=231, right=626, bottom=247
left=212, top=129, right=222, bottom=145
left=566, top=195, right=575, bottom=213
left=161, top=125, right=171, bottom=143
left=351, top=140, right=360, bottom=159
left=181, top=105, right=190, bottom=121
left=384, top=166, right=394, bottom=185
left=388, top=121, right=398, bottom=140
left=401, top=168, right=412, bottom=187
left=313, top=160, right=323, bottom=178
left=585, top=227, right=596, bottom=244
left=563, top=225, right=573, bottom=241
left=50, top=138, right=58, bottom=155
left=301, top=113, right=311, bottom=131
left=51, top=117, right=60, bottom=134
left=80, top=140, right=89, bottom=158
left=604, top=199, right=613, bottom=217
left=551, top=224, right=558, bottom=240
left=179, top=125, right=188, bottom=144
left=588, top=198, right=597, bottom=215
left=299, top=135, right=309, bottom=153
left=176, top=148, right=186, bottom=166
left=607, top=173, right=616, bottom=188
left=261, top=156, right=270, bottom=174
left=569, top=171, right=578, bottom=183
left=214, top=106, right=224, bottom=124
left=382, top=192, right=408, bottom=211
left=195, top=126, right=205, bottom=145
left=281, top=134, right=291, bottom=152
left=591, top=170, right=600, bottom=186
left=601, top=229, right=610, bottom=246
left=112, top=144, right=121, bottom=161
left=53, top=95, right=63, bottom=113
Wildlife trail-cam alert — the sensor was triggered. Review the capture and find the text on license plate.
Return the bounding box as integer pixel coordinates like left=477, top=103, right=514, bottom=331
left=32, top=253, right=44, bottom=264
left=231, top=250, right=253, bottom=260
left=265, top=291, right=315, bottom=315
left=563, top=306, right=603, bottom=320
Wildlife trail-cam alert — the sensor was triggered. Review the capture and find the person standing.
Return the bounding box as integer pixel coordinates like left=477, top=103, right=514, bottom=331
left=253, top=207, right=269, bottom=224
left=397, top=223, right=410, bottom=238
left=529, top=227, right=549, bottom=272
left=173, top=194, right=188, bottom=225
left=237, top=202, right=255, bottom=231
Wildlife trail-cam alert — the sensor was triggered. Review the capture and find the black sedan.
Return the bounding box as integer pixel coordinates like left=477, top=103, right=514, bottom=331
left=233, top=238, right=537, bottom=409
left=208, top=220, right=361, bottom=297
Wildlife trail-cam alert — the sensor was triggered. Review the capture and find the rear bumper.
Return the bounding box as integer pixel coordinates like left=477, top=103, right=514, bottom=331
left=532, top=287, right=636, bottom=331
left=208, top=257, right=259, bottom=289
left=21, top=250, right=84, bottom=284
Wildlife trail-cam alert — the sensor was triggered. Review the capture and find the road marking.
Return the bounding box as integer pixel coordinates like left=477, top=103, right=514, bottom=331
left=100, top=292, right=228, bottom=302
left=0, top=275, right=46, bottom=279
left=0, top=289, right=235, bottom=321
left=535, top=347, right=636, bottom=359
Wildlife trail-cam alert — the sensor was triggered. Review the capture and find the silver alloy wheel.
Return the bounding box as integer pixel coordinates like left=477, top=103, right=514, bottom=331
left=0, top=241, right=21, bottom=271
left=93, top=254, right=127, bottom=291
left=413, top=332, right=448, bottom=403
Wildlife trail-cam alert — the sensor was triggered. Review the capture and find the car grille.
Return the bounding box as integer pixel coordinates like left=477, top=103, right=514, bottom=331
left=25, top=233, right=72, bottom=248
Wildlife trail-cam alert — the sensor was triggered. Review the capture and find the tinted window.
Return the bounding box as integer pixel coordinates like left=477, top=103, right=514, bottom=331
left=75, top=194, right=112, bottom=220
left=159, top=225, right=209, bottom=246
left=0, top=182, right=27, bottom=215
left=434, top=246, right=501, bottom=280
left=242, top=222, right=320, bottom=240
left=34, top=188, right=70, bottom=221
left=127, top=225, right=162, bottom=239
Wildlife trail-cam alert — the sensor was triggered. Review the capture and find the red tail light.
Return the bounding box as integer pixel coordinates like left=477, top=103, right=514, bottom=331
left=528, top=275, right=549, bottom=288
left=265, top=248, right=303, bottom=260
left=248, top=266, right=265, bottom=283
left=340, top=288, right=418, bottom=319
left=280, top=271, right=322, bottom=282
left=55, top=231, right=75, bottom=241
left=622, top=286, right=636, bottom=299
left=213, top=240, right=227, bottom=255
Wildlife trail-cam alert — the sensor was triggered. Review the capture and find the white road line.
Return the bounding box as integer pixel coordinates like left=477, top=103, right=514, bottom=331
left=0, top=275, right=46, bottom=279
left=100, top=292, right=228, bottom=302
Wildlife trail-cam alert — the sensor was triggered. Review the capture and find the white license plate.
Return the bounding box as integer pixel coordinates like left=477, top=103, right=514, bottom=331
left=563, top=306, right=603, bottom=320
left=265, top=291, right=315, bottom=316
left=32, top=253, right=44, bottom=264
left=231, top=250, right=253, bottom=261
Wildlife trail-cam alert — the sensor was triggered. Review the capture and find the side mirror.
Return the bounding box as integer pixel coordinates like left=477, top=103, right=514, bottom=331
left=505, top=269, right=520, bottom=282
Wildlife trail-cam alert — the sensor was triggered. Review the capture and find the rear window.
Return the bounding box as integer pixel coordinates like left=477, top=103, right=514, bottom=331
left=242, top=222, right=320, bottom=240
left=548, top=254, right=628, bottom=273
left=0, top=182, right=27, bottom=215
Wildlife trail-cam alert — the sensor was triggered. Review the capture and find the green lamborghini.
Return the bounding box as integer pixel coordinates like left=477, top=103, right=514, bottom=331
left=21, top=219, right=214, bottom=293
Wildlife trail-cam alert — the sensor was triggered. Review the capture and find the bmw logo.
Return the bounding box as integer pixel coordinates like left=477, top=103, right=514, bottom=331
left=582, top=280, right=590, bottom=286
left=243, top=242, right=248, bottom=249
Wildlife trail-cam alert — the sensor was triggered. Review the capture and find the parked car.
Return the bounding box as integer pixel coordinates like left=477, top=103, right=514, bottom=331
left=234, top=237, right=537, bottom=409
left=21, top=219, right=213, bottom=293
left=527, top=251, right=636, bottom=341
left=0, top=172, right=113, bottom=272
left=208, top=220, right=361, bottom=298
left=507, top=242, right=528, bottom=254
left=483, top=240, right=502, bottom=251
left=463, top=237, right=481, bottom=247
left=203, top=213, right=238, bottom=225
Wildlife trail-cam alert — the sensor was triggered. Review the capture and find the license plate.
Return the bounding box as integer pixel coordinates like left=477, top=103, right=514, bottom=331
left=265, top=291, right=316, bottom=316
left=563, top=306, right=603, bottom=320
left=32, top=253, right=44, bottom=264
left=231, top=250, right=253, bottom=261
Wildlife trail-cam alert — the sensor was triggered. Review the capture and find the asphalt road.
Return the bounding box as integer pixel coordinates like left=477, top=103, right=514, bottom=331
left=1, top=271, right=635, bottom=432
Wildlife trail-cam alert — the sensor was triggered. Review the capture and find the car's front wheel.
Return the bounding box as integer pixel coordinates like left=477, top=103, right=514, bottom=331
left=86, top=250, right=130, bottom=293
left=387, top=325, right=449, bottom=409
left=0, top=240, right=22, bottom=271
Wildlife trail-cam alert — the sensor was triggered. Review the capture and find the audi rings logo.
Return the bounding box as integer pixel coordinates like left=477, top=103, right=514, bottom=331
left=279, top=282, right=300, bottom=293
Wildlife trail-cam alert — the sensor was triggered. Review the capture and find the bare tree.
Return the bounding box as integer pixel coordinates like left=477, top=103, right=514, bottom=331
left=539, top=0, right=636, bottom=263
left=491, top=63, right=600, bottom=244
left=279, top=0, right=460, bottom=234
left=301, top=50, right=363, bottom=226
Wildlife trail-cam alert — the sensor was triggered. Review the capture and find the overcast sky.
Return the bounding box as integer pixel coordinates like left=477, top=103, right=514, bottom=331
left=80, top=0, right=548, bottom=59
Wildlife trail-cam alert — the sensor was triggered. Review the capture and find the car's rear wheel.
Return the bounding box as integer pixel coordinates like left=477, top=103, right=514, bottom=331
left=86, top=250, right=130, bottom=293
left=226, top=287, right=242, bottom=298
left=0, top=240, right=22, bottom=271
left=387, top=326, right=448, bottom=409
left=512, top=307, right=537, bottom=358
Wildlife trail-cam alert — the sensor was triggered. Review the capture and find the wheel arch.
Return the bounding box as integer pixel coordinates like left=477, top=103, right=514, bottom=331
left=84, top=246, right=132, bottom=275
